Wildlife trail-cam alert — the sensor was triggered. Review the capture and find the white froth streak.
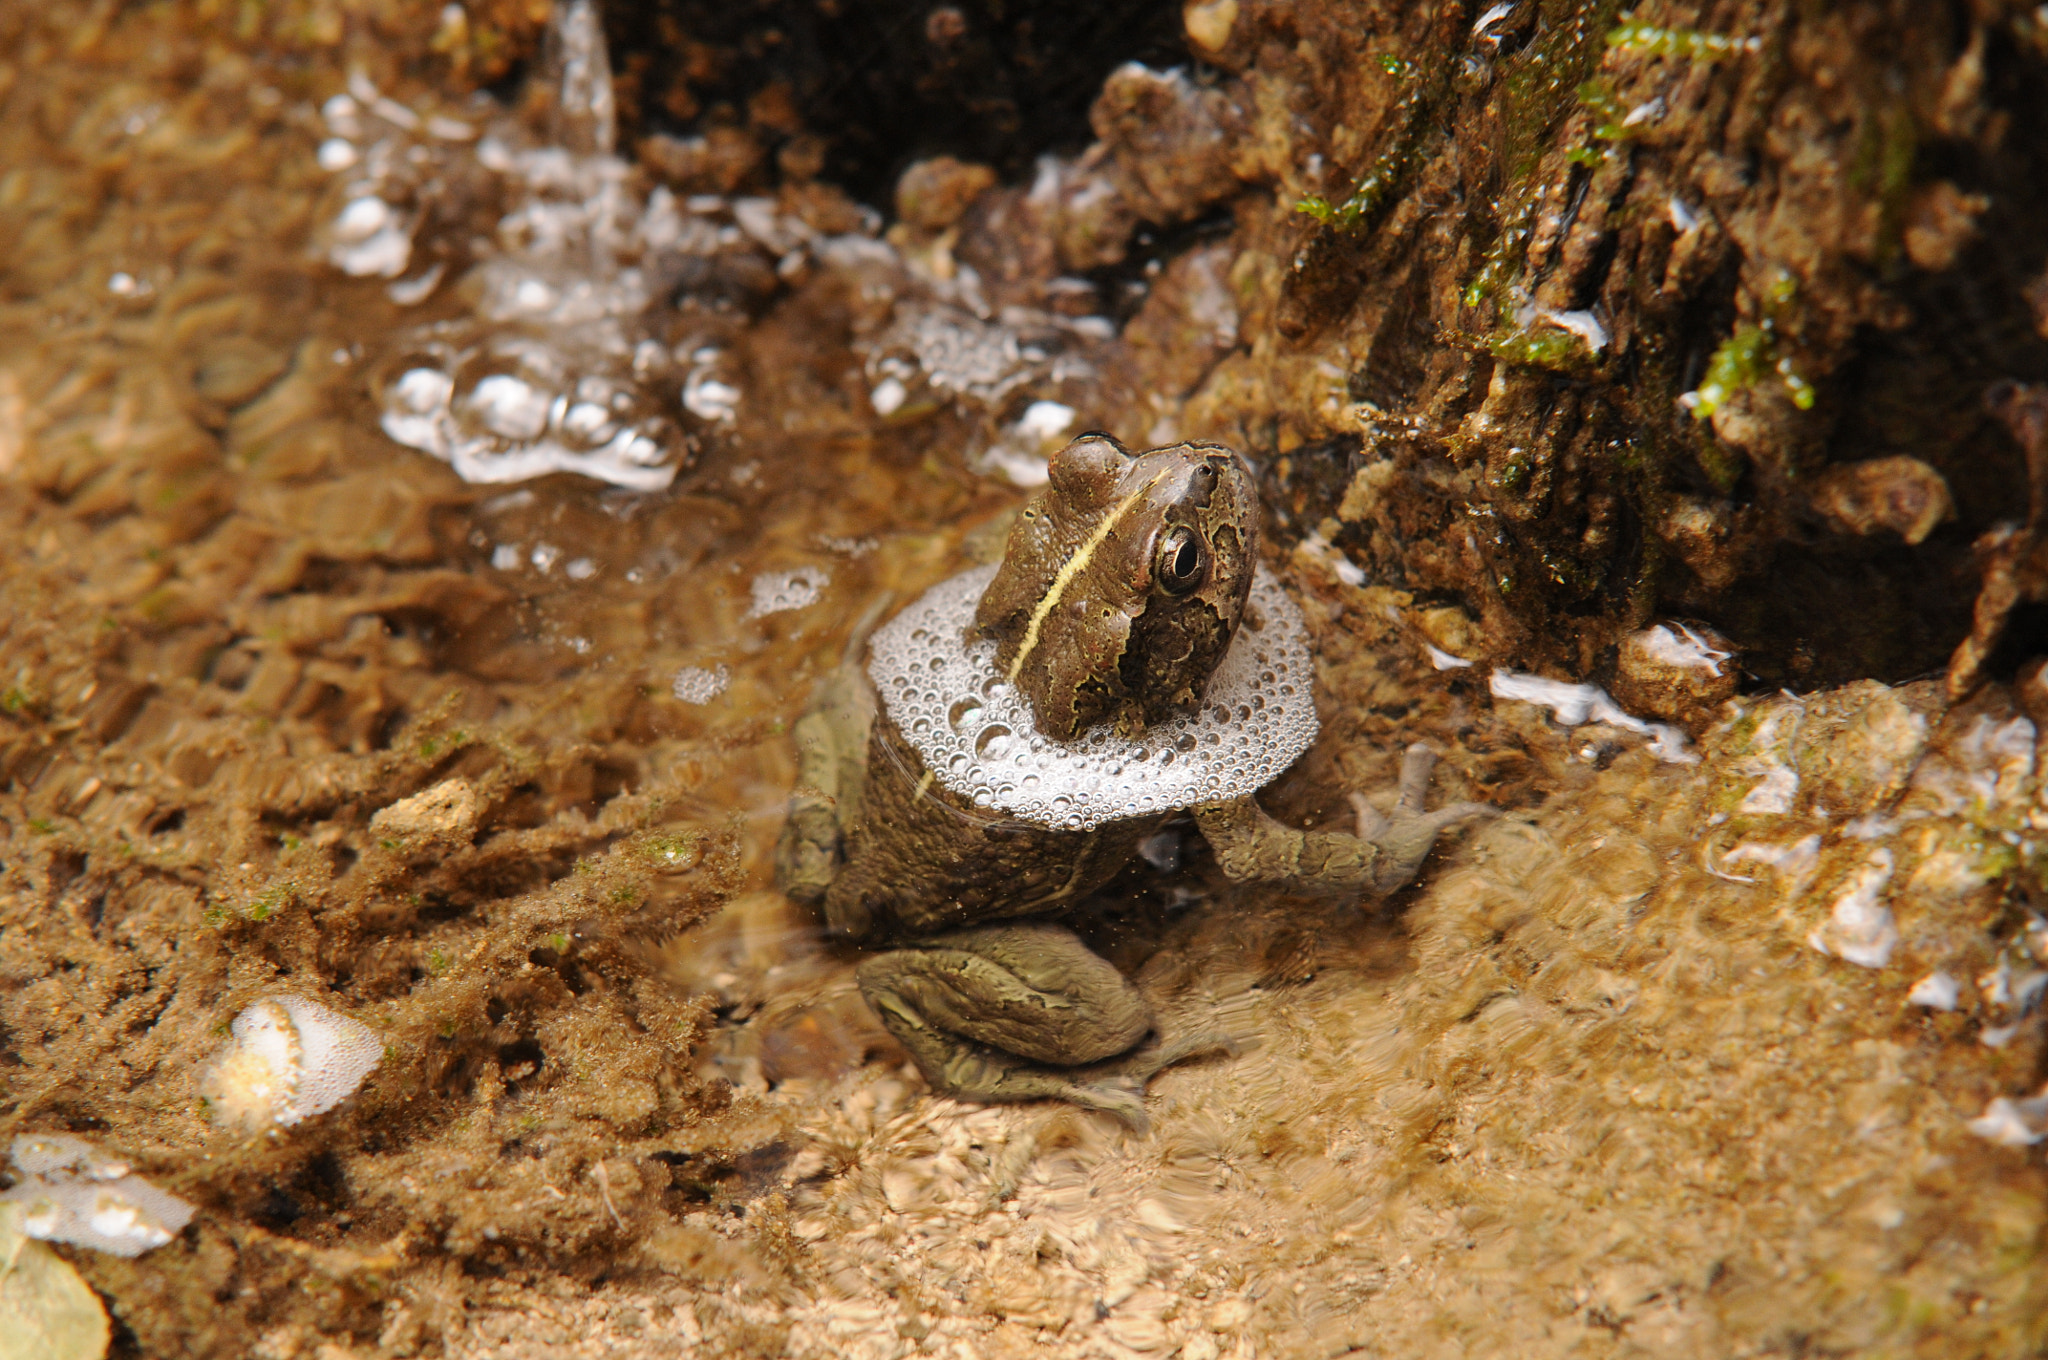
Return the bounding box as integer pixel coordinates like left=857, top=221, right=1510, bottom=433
left=1808, top=847, right=1898, bottom=968
left=1487, top=669, right=1695, bottom=763
left=1639, top=621, right=1731, bottom=674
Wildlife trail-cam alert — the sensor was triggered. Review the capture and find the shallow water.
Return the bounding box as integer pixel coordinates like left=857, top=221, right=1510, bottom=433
left=5, top=5, right=2048, bottom=1358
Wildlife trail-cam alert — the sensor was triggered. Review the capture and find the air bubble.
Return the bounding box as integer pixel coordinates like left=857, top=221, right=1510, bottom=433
left=864, top=561, right=1316, bottom=831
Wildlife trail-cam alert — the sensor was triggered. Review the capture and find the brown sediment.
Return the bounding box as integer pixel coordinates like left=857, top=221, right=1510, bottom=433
left=4, top=1, right=2048, bottom=1356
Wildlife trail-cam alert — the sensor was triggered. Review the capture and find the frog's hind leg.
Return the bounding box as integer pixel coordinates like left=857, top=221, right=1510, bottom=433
left=858, top=922, right=1165, bottom=1126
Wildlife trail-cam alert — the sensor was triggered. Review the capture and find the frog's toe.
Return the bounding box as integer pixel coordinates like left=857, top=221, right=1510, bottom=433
left=1118, top=1030, right=1243, bottom=1081
left=1394, top=742, right=1439, bottom=815
left=1062, top=1081, right=1151, bottom=1132
left=1369, top=800, right=1498, bottom=893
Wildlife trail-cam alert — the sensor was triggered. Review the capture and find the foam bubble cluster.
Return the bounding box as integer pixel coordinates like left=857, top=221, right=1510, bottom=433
left=3, top=1135, right=195, bottom=1258
left=869, top=565, right=1318, bottom=831
left=202, top=995, right=383, bottom=1132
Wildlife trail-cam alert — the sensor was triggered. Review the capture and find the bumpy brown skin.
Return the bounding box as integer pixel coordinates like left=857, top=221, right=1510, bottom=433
left=975, top=435, right=1257, bottom=740
left=776, top=436, right=1488, bottom=1126
left=821, top=711, right=1158, bottom=942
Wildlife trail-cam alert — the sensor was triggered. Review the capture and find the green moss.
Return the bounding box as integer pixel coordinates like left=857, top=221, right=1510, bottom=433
left=545, top=932, right=570, bottom=953
left=1685, top=322, right=1815, bottom=420
left=1686, top=324, right=1770, bottom=419
left=1296, top=49, right=1442, bottom=231
left=426, top=947, right=451, bottom=974
left=1454, top=0, right=1628, bottom=312
left=1461, top=214, right=1535, bottom=307
left=1490, top=324, right=1594, bottom=372
left=1495, top=455, right=1532, bottom=495
left=1720, top=709, right=1763, bottom=754
left=1846, top=99, right=1918, bottom=263
left=1576, top=77, right=1635, bottom=142
left=639, top=831, right=701, bottom=868
left=1604, top=19, right=1757, bottom=61
left=1498, top=0, right=1628, bottom=184
left=244, top=883, right=292, bottom=923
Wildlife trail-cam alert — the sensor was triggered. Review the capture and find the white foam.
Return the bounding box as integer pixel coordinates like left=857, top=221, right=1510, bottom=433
left=1969, top=1090, right=2048, bottom=1146
left=1808, top=848, right=1897, bottom=969
left=1738, top=764, right=1799, bottom=815
left=1908, top=971, right=1960, bottom=1010
left=748, top=568, right=828, bottom=618
left=1488, top=669, right=1695, bottom=763
left=3, top=1136, right=194, bottom=1258
left=1638, top=622, right=1731, bottom=674
left=868, top=565, right=1319, bottom=831
left=671, top=664, right=730, bottom=704
left=202, top=995, right=382, bottom=1130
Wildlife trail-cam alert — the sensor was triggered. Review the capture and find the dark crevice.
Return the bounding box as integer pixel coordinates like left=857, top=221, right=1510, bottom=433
left=605, top=0, right=1192, bottom=205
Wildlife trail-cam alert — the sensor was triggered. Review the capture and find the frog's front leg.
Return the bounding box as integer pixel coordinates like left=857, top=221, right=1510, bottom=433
left=1195, top=744, right=1491, bottom=896
left=773, top=664, right=876, bottom=908
left=858, top=922, right=1189, bottom=1126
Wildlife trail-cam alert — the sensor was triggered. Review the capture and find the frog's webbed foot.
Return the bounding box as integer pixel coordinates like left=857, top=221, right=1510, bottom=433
left=1195, top=743, right=1493, bottom=898
left=1348, top=744, right=1495, bottom=894
left=858, top=923, right=1188, bottom=1126
left=1058, top=1031, right=1244, bottom=1133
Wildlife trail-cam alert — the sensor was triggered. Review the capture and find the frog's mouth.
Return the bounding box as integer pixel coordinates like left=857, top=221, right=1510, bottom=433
left=866, top=564, right=1319, bottom=832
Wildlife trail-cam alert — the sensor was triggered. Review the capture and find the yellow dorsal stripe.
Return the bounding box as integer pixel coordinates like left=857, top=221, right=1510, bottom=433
left=1007, top=470, right=1171, bottom=684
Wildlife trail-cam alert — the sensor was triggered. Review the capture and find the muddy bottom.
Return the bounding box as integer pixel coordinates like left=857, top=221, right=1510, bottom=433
left=3, top=7, right=2048, bottom=1359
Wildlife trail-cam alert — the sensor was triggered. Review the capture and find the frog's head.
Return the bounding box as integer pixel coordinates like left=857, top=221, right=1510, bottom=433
left=974, top=434, right=1260, bottom=741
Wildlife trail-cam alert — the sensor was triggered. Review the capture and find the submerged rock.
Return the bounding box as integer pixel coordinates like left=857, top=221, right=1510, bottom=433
left=0, top=1204, right=109, bottom=1360
left=1611, top=620, right=1739, bottom=733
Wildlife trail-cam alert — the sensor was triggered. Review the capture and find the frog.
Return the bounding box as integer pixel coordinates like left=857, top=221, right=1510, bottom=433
left=774, top=433, right=1489, bottom=1125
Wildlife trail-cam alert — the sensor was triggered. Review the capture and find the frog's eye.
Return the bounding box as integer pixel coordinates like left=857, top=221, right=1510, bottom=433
left=1154, top=525, right=1208, bottom=595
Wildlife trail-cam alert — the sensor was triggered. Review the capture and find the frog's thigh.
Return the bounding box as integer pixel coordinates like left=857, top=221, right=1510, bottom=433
left=858, top=922, right=1150, bottom=1068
